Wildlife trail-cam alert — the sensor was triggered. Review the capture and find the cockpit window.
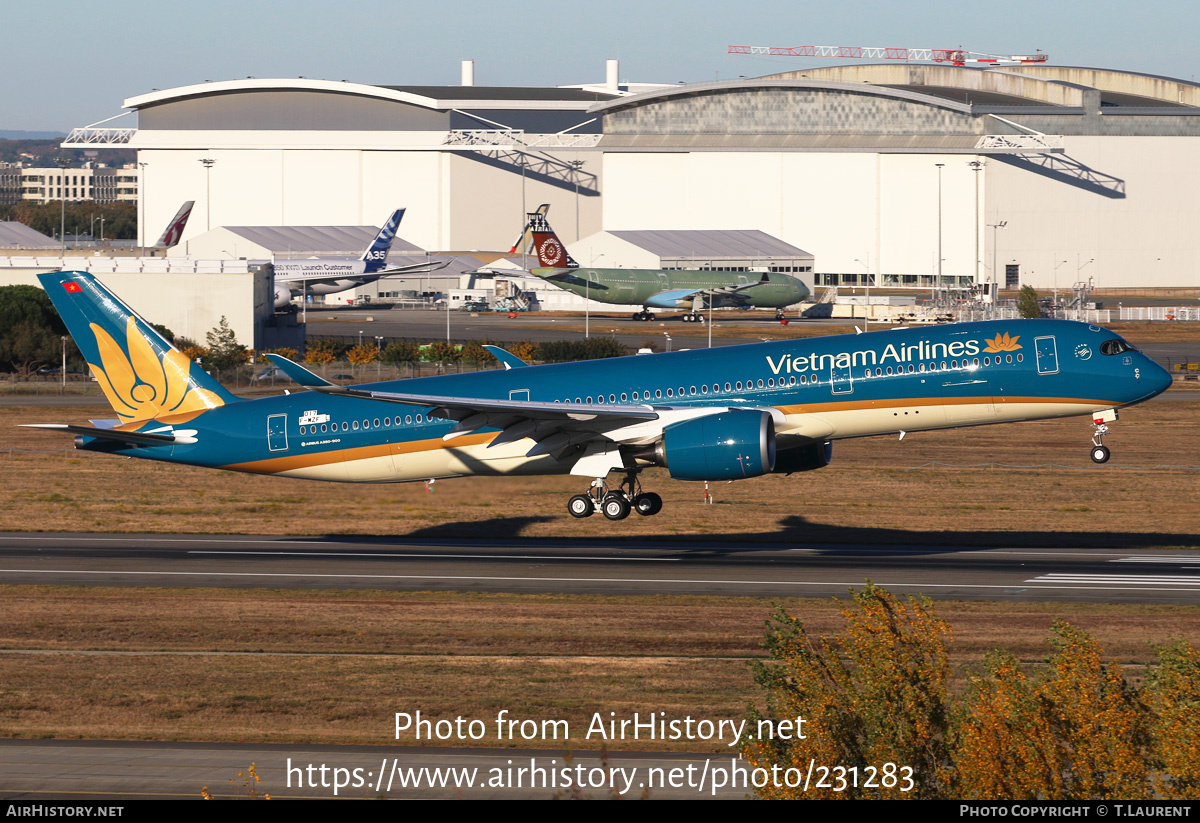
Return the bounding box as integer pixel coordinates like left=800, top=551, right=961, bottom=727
left=1100, top=339, right=1138, bottom=356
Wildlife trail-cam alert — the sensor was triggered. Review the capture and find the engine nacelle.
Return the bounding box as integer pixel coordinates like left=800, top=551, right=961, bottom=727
left=772, top=441, right=832, bottom=474
left=660, top=410, right=775, bottom=481
left=273, top=283, right=295, bottom=309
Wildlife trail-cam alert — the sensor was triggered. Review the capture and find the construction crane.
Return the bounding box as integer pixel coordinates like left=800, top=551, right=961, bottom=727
left=726, top=45, right=1048, bottom=66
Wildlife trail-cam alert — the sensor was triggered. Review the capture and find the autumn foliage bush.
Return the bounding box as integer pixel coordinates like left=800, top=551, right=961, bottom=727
left=744, top=584, right=1200, bottom=800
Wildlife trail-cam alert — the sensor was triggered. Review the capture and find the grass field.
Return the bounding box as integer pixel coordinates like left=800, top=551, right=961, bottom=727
left=3, top=399, right=1198, bottom=544
left=1, top=392, right=1198, bottom=750
left=1, top=586, right=1196, bottom=748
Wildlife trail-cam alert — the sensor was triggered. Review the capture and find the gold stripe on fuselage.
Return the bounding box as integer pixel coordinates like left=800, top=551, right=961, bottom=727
left=219, top=394, right=1118, bottom=483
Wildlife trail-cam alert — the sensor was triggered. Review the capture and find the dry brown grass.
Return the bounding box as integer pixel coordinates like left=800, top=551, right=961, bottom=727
left=0, top=586, right=1195, bottom=748
left=3, top=401, right=1198, bottom=545
left=3, top=395, right=1198, bottom=750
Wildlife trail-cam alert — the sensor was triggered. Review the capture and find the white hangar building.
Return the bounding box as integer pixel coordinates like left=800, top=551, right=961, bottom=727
left=65, top=62, right=1200, bottom=292
left=591, top=64, right=1200, bottom=292
left=67, top=65, right=646, bottom=255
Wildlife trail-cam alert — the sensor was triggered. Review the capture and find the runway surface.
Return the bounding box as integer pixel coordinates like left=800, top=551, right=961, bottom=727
left=0, top=738, right=741, bottom=799
left=2, top=532, right=1198, bottom=604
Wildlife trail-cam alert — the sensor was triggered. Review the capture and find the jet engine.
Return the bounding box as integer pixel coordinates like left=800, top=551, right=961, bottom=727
left=658, top=410, right=775, bottom=480
left=273, top=283, right=295, bottom=309
left=771, top=441, right=832, bottom=474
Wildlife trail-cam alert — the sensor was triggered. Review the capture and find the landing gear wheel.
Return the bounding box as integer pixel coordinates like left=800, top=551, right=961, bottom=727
left=602, top=495, right=631, bottom=521
left=633, top=492, right=663, bottom=516
left=1090, top=445, right=1111, bottom=464
left=567, top=494, right=595, bottom=518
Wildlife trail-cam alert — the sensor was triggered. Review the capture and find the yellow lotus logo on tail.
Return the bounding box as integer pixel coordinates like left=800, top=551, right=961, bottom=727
left=983, top=332, right=1022, bottom=353
left=89, top=318, right=225, bottom=424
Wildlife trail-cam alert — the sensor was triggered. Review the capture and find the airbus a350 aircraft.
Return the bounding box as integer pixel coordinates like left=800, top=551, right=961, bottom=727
left=271, top=209, right=447, bottom=308
left=517, top=208, right=811, bottom=321
left=27, top=271, right=1170, bottom=521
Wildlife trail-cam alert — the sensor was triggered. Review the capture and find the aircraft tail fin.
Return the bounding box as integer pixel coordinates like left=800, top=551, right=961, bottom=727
left=509, top=203, right=550, bottom=254
left=527, top=210, right=578, bottom=269
left=153, top=201, right=194, bottom=248
left=360, top=208, right=406, bottom=273
left=37, top=271, right=238, bottom=425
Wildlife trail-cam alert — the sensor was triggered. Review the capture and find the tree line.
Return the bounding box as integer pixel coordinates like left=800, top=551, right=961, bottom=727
left=743, top=583, right=1200, bottom=800
left=0, top=201, right=138, bottom=241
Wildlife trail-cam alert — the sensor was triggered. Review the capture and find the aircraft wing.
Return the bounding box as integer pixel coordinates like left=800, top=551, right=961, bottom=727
left=643, top=274, right=770, bottom=309
left=313, top=383, right=782, bottom=475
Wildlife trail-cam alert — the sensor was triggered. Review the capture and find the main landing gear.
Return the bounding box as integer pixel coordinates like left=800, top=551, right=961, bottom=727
left=631, top=309, right=654, bottom=321
left=566, top=470, right=664, bottom=521
left=680, top=312, right=704, bottom=323
left=1089, top=409, right=1118, bottom=464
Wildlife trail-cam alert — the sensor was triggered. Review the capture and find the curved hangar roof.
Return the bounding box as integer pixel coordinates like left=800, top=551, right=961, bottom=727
left=124, top=78, right=619, bottom=134
left=590, top=65, right=1200, bottom=150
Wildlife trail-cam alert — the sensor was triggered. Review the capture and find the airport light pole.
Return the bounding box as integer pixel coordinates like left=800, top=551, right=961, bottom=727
left=571, top=159, right=584, bottom=242
left=1054, top=255, right=1069, bottom=316
left=199, top=158, right=216, bottom=231
left=854, top=256, right=871, bottom=331
left=987, top=220, right=1007, bottom=318
left=969, top=160, right=984, bottom=290
left=935, top=163, right=945, bottom=304
left=138, top=161, right=148, bottom=258
left=56, top=158, right=69, bottom=265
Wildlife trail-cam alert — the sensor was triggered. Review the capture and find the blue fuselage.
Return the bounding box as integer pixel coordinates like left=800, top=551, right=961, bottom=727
left=84, top=319, right=1171, bottom=482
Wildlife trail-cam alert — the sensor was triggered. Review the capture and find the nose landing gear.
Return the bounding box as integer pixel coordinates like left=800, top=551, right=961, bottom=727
left=1089, top=409, right=1118, bottom=464
left=565, top=470, right=663, bottom=520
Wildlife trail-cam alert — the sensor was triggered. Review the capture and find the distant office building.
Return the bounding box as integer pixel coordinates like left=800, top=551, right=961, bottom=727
left=16, top=164, right=138, bottom=204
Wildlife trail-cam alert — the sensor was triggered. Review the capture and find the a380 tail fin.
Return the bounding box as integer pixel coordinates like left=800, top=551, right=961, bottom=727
left=38, top=271, right=237, bottom=425
left=360, top=208, right=406, bottom=273
left=153, top=201, right=195, bottom=248
left=509, top=203, right=550, bottom=255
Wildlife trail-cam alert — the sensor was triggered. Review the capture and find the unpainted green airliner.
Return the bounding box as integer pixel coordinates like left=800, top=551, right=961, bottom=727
left=518, top=209, right=810, bottom=322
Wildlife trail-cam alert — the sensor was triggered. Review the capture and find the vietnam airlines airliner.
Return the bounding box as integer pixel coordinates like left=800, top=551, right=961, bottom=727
left=26, top=271, right=1171, bottom=522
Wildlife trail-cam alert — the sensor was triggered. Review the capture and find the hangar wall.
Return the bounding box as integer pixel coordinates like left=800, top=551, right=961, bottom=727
left=986, top=136, right=1200, bottom=290
left=140, top=147, right=601, bottom=254
left=602, top=151, right=980, bottom=285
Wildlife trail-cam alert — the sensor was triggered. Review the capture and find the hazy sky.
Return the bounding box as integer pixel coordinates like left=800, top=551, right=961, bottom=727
left=4, top=0, right=1197, bottom=131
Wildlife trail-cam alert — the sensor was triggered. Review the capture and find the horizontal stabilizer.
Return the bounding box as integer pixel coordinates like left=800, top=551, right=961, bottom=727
left=21, top=423, right=193, bottom=446
left=262, top=354, right=334, bottom=387
left=482, top=345, right=528, bottom=370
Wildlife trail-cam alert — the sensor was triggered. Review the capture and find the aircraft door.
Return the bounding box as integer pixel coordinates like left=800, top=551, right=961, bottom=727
left=1035, top=336, right=1060, bottom=375
left=509, top=389, right=530, bottom=402
left=830, top=361, right=854, bottom=395
left=267, top=414, right=288, bottom=452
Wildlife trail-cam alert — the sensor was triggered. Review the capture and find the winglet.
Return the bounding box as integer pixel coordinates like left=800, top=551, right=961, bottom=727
left=482, top=345, right=529, bottom=370
left=262, top=353, right=335, bottom=387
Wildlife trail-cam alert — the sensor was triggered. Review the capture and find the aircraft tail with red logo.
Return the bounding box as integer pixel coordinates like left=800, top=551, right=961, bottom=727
left=153, top=202, right=195, bottom=249
left=526, top=210, right=578, bottom=270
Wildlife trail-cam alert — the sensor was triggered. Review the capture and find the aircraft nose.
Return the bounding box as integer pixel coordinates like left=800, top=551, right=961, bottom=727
left=1146, top=358, right=1172, bottom=397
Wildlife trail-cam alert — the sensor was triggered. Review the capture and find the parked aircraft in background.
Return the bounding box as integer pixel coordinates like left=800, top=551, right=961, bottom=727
left=153, top=202, right=194, bottom=249
left=516, top=207, right=810, bottom=322
left=271, top=209, right=447, bottom=308
left=27, top=271, right=1170, bottom=521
